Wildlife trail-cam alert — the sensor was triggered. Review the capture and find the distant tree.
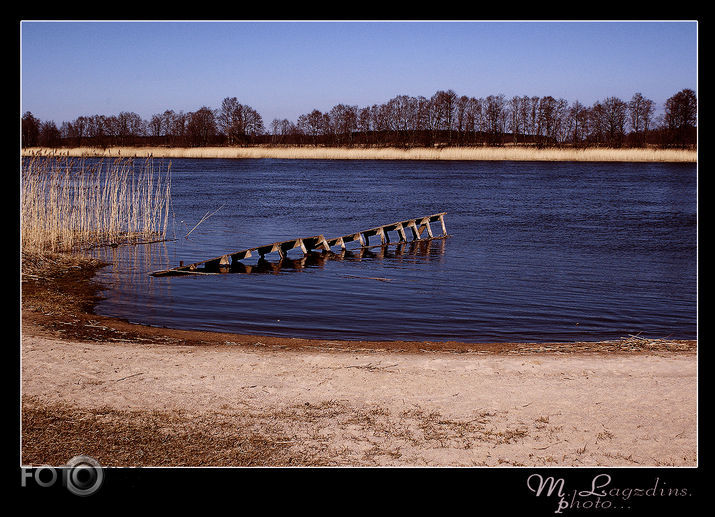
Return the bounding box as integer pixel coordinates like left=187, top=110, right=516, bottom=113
left=86, top=115, right=108, bottom=147
left=567, top=100, right=587, bottom=145
left=459, top=97, right=475, bottom=144
left=385, top=96, right=414, bottom=145
left=218, top=97, right=265, bottom=145
left=60, top=116, right=91, bottom=146
left=22, top=112, right=40, bottom=147
left=527, top=96, right=540, bottom=140
left=627, top=93, right=655, bottom=147
left=168, top=111, right=187, bottom=146
left=354, top=106, right=370, bottom=145
left=116, top=112, right=145, bottom=145
left=161, top=110, right=176, bottom=136
left=328, top=104, right=358, bottom=146
left=145, top=109, right=177, bottom=145
left=536, top=96, right=559, bottom=145
left=586, top=102, right=607, bottom=145
left=469, top=97, right=486, bottom=143
left=187, top=107, right=217, bottom=146
left=664, top=88, right=697, bottom=147
left=242, top=106, right=265, bottom=141
left=149, top=113, right=164, bottom=139
left=297, top=109, right=329, bottom=146
left=507, top=96, right=523, bottom=144
left=430, top=90, right=457, bottom=144
left=38, top=120, right=61, bottom=147
left=517, top=96, right=532, bottom=141
left=484, top=94, right=505, bottom=145
left=602, top=96, right=628, bottom=147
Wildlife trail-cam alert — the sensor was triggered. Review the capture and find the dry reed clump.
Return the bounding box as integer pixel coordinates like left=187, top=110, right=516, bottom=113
left=22, top=145, right=697, bottom=163
left=21, top=156, right=171, bottom=256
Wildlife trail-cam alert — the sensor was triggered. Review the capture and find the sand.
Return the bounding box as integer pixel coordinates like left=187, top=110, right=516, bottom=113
left=21, top=325, right=696, bottom=467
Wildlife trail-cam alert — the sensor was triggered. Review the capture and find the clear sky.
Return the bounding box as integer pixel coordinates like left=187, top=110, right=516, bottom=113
left=20, top=20, right=698, bottom=125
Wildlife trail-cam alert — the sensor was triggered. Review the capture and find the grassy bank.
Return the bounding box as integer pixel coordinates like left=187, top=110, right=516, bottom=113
left=22, top=145, right=697, bottom=163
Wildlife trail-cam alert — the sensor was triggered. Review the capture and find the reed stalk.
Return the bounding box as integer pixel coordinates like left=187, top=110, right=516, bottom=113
left=20, top=156, right=172, bottom=256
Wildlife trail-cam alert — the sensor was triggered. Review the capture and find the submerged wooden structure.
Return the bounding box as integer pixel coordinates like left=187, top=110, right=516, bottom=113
left=150, top=212, right=448, bottom=277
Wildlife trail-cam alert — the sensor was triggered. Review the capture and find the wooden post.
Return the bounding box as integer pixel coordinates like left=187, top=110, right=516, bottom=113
left=409, top=221, right=420, bottom=240
left=318, top=235, right=331, bottom=251
left=439, top=214, right=447, bottom=236
left=396, top=223, right=406, bottom=242
left=424, top=221, right=433, bottom=238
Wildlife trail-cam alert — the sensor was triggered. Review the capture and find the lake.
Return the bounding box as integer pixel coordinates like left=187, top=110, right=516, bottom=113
left=91, top=158, right=697, bottom=343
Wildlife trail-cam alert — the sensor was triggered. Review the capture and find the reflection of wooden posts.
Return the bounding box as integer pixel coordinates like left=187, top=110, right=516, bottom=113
left=151, top=212, right=449, bottom=277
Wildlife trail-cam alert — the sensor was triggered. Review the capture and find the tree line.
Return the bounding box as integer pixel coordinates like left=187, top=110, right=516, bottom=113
left=22, top=88, right=696, bottom=149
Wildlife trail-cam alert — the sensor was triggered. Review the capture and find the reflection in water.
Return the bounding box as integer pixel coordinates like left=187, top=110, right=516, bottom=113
left=216, top=238, right=447, bottom=275
left=92, top=241, right=176, bottom=303
left=93, top=240, right=170, bottom=282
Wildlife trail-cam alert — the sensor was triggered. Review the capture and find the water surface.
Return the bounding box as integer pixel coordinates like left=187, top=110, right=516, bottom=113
left=92, top=158, right=697, bottom=343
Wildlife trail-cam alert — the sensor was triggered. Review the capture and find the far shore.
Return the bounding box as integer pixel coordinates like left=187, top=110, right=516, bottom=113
left=21, top=145, right=697, bottom=163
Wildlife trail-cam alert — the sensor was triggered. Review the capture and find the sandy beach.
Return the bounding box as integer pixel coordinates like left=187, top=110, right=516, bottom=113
left=20, top=257, right=697, bottom=467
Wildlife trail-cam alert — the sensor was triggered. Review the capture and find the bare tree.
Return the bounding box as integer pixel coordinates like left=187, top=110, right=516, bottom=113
left=149, top=114, right=164, bottom=139
left=430, top=90, right=457, bottom=144
left=22, top=112, right=40, bottom=147
left=484, top=94, right=506, bottom=145
left=297, top=109, right=329, bottom=146
left=507, top=96, right=523, bottom=144
left=187, top=107, right=217, bottom=147
left=328, top=104, right=358, bottom=146
left=664, top=88, right=697, bottom=147
left=602, top=96, right=628, bottom=147
left=568, top=100, right=587, bottom=145
left=38, top=120, right=61, bottom=147
left=628, top=93, right=655, bottom=147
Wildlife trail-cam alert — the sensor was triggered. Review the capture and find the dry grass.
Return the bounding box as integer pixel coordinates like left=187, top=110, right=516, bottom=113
left=22, top=145, right=696, bottom=163
left=21, top=396, right=532, bottom=467
left=20, top=156, right=171, bottom=255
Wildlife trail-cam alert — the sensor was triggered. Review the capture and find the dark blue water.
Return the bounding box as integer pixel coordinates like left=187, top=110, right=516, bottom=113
left=92, top=158, right=697, bottom=343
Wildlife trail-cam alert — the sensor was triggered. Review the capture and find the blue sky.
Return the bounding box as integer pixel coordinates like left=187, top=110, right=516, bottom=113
left=20, top=20, right=698, bottom=125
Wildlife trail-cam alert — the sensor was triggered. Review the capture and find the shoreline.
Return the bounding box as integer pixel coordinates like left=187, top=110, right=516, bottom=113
left=20, top=254, right=697, bottom=467
left=21, top=145, right=697, bottom=163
